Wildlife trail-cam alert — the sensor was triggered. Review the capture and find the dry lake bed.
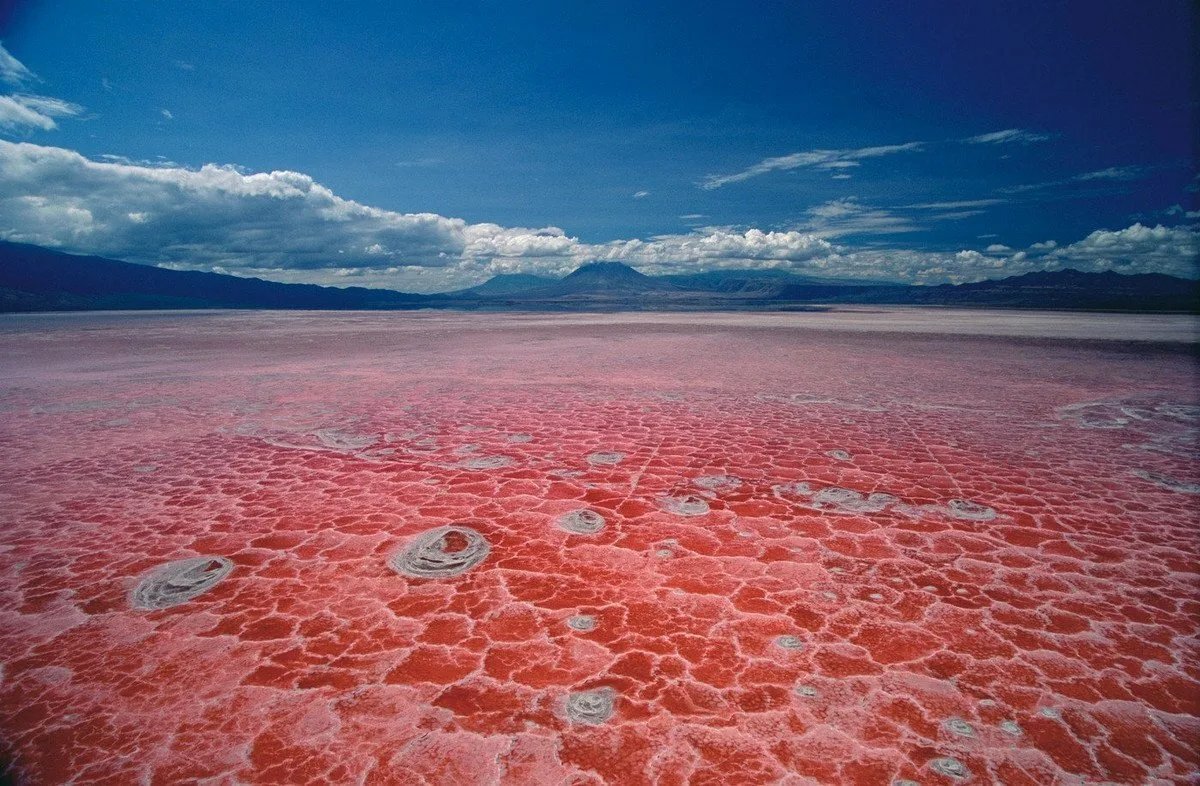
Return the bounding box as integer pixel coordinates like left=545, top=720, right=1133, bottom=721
left=0, top=308, right=1197, bottom=784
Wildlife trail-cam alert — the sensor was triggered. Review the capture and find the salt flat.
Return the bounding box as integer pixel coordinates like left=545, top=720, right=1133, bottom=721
left=0, top=310, right=1196, bottom=784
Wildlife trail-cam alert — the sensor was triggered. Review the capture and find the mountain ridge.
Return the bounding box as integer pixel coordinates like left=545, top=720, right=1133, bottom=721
left=1, top=242, right=1195, bottom=313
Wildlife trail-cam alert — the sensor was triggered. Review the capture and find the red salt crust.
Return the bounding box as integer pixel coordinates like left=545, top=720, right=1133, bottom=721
left=0, top=311, right=1197, bottom=785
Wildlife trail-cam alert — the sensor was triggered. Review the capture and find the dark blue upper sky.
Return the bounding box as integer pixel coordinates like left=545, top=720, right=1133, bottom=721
left=0, top=0, right=1195, bottom=290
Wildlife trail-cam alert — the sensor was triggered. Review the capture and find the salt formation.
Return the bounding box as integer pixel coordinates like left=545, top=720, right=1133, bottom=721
left=458, top=456, right=512, bottom=470
left=1134, top=469, right=1200, bottom=494
left=313, top=429, right=375, bottom=451
left=773, top=482, right=895, bottom=514
left=930, top=757, right=970, bottom=779
left=808, top=486, right=896, bottom=514
left=556, top=509, right=606, bottom=535
left=693, top=474, right=742, bottom=491
left=999, top=720, right=1023, bottom=737
left=794, top=685, right=820, bottom=698
left=946, top=498, right=997, bottom=520
left=566, top=615, right=597, bottom=631
left=658, top=494, right=710, bottom=516
left=943, top=717, right=976, bottom=737
left=131, top=556, right=234, bottom=610
left=775, top=635, right=805, bottom=650
left=565, top=688, right=616, bottom=725
left=586, top=451, right=625, bottom=465
left=825, top=449, right=852, bottom=461
left=389, top=526, right=490, bottom=579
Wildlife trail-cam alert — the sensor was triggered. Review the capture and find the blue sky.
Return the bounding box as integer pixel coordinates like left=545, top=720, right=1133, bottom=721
left=0, top=0, right=1195, bottom=291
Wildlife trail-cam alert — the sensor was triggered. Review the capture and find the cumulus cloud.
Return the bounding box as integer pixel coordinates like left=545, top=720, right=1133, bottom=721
left=963, top=129, right=1051, bottom=145
left=0, top=140, right=1194, bottom=292
left=0, top=42, right=35, bottom=85
left=700, top=141, right=922, bottom=189
left=1164, top=204, right=1200, bottom=219
left=1046, top=223, right=1198, bottom=278
left=0, top=141, right=850, bottom=289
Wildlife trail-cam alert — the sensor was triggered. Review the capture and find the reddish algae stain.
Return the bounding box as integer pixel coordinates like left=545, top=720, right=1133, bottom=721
left=0, top=310, right=1197, bottom=784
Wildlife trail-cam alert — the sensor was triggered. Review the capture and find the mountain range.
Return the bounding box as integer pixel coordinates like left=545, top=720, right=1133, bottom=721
left=1, top=241, right=1196, bottom=313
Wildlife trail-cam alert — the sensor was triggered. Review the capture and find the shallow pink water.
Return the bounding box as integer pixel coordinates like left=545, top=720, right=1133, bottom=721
left=0, top=310, right=1197, bottom=785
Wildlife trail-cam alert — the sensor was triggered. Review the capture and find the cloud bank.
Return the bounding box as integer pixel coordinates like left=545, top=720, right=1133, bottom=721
left=0, top=140, right=1195, bottom=292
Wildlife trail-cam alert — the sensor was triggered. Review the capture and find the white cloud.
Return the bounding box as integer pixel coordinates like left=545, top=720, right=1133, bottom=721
left=1001, top=165, right=1151, bottom=194
left=0, top=140, right=1194, bottom=292
left=160, top=109, right=174, bottom=120
left=800, top=197, right=918, bottom=237
left=904, top=199, right=1005, bottom=210
left=633, top=190, right=649, bottom=199
left=963, top=129, right=1050, bottom=145
left=0, top=42, right=35, bottom=85
left=0, top=45, right=85, bottom=136
left=827, top=223, right=1198, bottom=284
left=0, top=94, right=84, bottom=132
left=700, top=141, right=922, bottom=189
left=1075, top=166, right=1145, bottom=181
left=1046, top=223, right=1198, bottom=278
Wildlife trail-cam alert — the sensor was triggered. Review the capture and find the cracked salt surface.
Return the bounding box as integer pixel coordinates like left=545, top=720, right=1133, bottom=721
left=1, top=310, right=1197, bottom=785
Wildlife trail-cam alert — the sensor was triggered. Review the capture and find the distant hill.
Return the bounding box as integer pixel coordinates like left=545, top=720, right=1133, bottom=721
left=513, top=261, right=682, bottom=299
left=454, top=273, right=557, bottom=297
left=448, top=260, right=1198, bottom=312
left=0, top=241, right=437, bottom=312
left=2, top=241, right=1196, bottom=313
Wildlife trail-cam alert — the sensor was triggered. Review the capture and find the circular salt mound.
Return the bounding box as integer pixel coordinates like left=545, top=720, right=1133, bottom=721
left=132, top=556, right=234, bottom=610
left=775, top=634, right=805, bottom=650
left=658, top=494, right=710, bottom=516
left=565, top=688, right=616, bottom=725
left=390, top=525, right=490, bottom=579
left=929, top=757, right=970, bottom=780
left=567, top=615, right=597, bottom=631
left=944, top=717, right=976, bottom=737
left=557, top=509, right=606, bottom=535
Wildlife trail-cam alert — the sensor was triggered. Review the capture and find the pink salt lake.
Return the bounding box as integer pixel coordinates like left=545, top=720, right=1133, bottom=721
left=0, top=308, right=1196, bottom=785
